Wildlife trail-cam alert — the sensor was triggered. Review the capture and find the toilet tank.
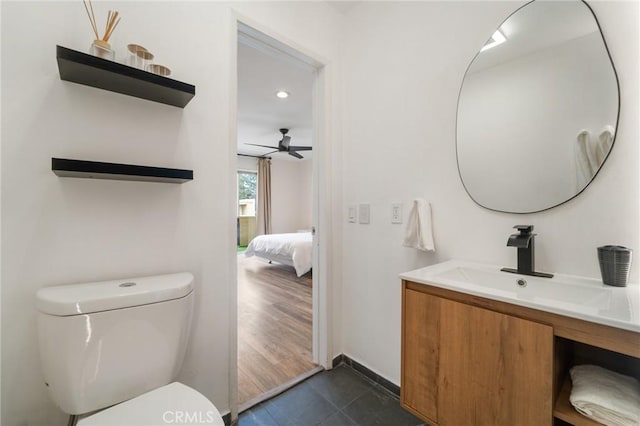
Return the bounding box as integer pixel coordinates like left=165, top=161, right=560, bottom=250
left=35, top=273, right=194, bottom=415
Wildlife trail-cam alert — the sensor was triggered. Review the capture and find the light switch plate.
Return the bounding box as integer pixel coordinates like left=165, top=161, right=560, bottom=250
left=391, top=203, right=402, bottom=224
left=358, top=203, right=370, bottom=224
left=348, top=205, right=357, bottom=223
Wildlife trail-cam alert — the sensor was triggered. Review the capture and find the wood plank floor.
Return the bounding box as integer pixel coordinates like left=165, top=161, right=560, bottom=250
left=237, top=254, right=316, bottom=406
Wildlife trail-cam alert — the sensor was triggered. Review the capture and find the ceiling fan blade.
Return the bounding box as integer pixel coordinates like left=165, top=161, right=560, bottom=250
left=288, top=151, right=304, bottom=159
left=288, top=146, right=312, bottom=151
left=245, top=143, right=279, bottom=149
left=263, top=150, right=279, bottom=155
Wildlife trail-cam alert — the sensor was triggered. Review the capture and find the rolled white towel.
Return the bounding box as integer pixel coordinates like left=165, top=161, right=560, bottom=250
left=575, top=129, right=594, bottom=190
left=570, top=364, right=640, bottom=426
left=594, top=125, right=615, bottom=168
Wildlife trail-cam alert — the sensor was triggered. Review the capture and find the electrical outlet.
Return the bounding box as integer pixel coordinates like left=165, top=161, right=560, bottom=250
left=391, top=203, right=402, bottom=224
left=358, top=203, right=370, bottom=224
left=348, top=205, right=357, bottom=223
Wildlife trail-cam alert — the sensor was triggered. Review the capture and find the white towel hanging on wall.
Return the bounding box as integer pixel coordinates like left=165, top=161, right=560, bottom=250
left=403, top=199, right=435, bottom=252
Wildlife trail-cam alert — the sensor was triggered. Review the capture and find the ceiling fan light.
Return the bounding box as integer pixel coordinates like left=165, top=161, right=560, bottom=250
left=275, top=91, right=289, bottom=99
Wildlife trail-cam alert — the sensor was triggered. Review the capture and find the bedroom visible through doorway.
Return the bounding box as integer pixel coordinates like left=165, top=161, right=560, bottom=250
left=235, top=24, right=320, bottom=410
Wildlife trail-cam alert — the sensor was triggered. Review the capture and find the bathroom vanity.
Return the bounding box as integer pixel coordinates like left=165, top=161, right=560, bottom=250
left=399, top=261, right=640, bottom=426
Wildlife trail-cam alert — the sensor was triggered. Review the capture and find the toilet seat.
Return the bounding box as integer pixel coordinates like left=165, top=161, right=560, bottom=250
left=77, top=382, right=225, bottom=426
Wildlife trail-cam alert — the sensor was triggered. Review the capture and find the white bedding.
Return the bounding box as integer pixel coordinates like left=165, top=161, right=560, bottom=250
left=245, top=232, right=313, bottom=277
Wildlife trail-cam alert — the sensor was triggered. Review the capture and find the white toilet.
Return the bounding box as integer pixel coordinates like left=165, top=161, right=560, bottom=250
left=35, top=272, right=225, bottom=426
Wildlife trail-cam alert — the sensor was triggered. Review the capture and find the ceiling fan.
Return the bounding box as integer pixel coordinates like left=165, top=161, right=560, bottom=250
left=245, top=128, right=312, bottom=159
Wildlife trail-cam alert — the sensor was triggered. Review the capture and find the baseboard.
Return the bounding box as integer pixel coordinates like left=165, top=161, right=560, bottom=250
left=331, top=353, right=345, bottom=368
left=331, top=354, right=400, bottom=398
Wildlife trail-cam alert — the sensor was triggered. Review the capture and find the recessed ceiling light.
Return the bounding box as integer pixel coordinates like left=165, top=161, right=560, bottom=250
left=276, top=91, right=289, bottom=99
left=480, top=29, right=506, bottom=52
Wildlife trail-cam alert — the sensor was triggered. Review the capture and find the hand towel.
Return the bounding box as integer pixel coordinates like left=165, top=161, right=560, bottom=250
left=569, top=364, right=640, bottom=426
left=574, top=129, right=594, bottom=190
left=402, top=199, right=435, bottom=252
left=594, top=125, right=615, bottom=168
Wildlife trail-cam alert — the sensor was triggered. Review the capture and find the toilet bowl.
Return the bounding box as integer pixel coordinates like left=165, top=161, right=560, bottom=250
left=36, top=273, right=224, bottom=425
left=77, top=382, right=224, bottom=426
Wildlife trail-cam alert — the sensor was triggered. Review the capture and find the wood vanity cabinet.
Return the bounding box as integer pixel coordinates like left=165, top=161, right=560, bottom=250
left=401, top=280, right=640, bottom=426
left=401, top=284, right=553, bottom=425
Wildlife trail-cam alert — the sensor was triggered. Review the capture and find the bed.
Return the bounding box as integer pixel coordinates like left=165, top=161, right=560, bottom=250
left=244, top=232, right=313, bottom=277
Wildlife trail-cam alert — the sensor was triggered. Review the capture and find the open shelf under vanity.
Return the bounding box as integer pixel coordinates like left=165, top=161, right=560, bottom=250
left=553, top=337, right=640, bottom=426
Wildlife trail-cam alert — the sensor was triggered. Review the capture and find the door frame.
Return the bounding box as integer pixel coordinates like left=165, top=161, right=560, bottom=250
left=228, top=11, right=334, bottom=421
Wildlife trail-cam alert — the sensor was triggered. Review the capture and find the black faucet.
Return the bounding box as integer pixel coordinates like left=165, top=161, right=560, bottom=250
left=501, top=225, right=553, bottom=278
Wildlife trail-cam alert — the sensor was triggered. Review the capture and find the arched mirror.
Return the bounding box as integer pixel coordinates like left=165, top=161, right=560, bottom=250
left=456, top=0, right=619, bottom=213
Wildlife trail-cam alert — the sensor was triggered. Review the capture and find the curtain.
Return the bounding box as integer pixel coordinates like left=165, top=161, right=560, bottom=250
left=257, top=158, right=272, bottom=235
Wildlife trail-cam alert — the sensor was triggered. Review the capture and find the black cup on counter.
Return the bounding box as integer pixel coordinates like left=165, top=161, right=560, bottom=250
left=597, top=245, right=632, bottom=287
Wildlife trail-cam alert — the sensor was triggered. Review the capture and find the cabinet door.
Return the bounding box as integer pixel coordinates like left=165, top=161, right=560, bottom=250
left=401, top=288, right=441, bottom=423
left=438, top=297, right=553, bottom=425
left=401, top=286, right=554, bottom=425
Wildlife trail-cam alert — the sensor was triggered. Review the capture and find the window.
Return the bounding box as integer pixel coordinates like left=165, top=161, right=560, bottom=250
left=237, top=171, right=257, bottom=217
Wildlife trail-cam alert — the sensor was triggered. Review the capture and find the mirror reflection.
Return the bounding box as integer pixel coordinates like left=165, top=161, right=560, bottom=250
left=456, top=0, right=619, bottom=213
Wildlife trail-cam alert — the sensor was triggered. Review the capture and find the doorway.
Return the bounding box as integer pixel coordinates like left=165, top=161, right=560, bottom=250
left=233, top=21, right=328, bottom=413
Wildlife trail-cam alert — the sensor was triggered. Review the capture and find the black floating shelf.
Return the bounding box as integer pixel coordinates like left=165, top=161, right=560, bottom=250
left=56, top=45, right=195, bottom=108
left=52, top=158, right=193, bottom=184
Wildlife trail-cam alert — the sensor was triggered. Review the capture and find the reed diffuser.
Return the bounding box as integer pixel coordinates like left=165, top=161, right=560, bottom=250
left=83, top=0, right=121, bottom=60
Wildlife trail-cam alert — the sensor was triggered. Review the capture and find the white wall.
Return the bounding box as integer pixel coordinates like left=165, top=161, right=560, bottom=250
left=339, top=0, right=638, bottom=385
left=1, top=2, right=343, bottom=425
left=271, top=159, right=313, bottom=234
left=237, top=156, right=258, bottom=172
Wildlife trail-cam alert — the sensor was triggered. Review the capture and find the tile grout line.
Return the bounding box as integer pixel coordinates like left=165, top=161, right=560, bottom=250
left=308, top=368, right=373, bottom=415
left=238, top=365, right=424, bottom=426
left=332, top=354, right=401, bottom=398
left=262, top=380, right=340, bottom=426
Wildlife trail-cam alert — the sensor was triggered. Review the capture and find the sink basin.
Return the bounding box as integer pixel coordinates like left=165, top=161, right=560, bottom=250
left=434, top=266, right=611, bottom=310
left=400, top=260, right=639, bottom=332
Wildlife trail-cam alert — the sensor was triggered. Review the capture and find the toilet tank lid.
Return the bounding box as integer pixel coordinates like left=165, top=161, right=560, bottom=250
left=36, top=272, right=194, bottom=316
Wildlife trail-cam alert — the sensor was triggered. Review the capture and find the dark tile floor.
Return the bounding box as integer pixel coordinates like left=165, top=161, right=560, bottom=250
left=238, top=365, right=426, bottom=426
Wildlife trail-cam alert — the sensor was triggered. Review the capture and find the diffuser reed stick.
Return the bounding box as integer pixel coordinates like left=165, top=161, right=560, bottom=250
left=82, top=0, right=99, bottom=40
left=83, top=0, right=121, bottom=50
left=104, top=11, right=120, bottom=42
